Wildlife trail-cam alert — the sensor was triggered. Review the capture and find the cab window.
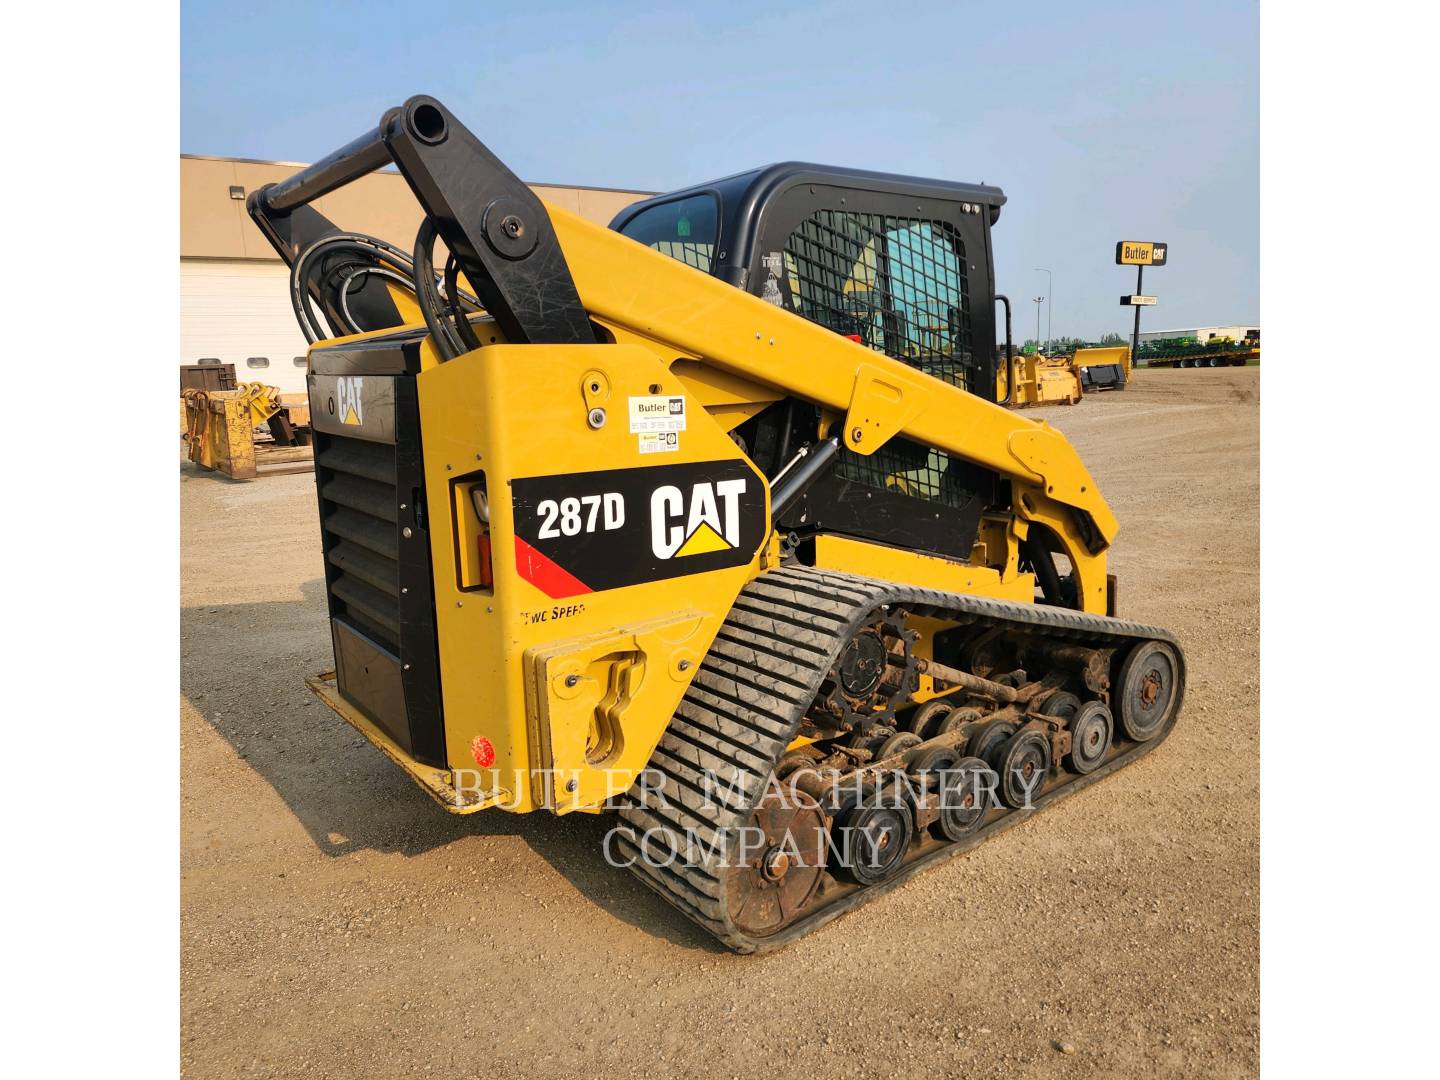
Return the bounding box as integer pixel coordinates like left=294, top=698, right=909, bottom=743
left=618, top=194, right=719, bottom=273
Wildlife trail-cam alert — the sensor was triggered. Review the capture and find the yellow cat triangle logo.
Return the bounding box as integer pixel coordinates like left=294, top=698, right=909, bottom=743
left=342, top=406, right=361, bottom=425
left=675, top=520, right=731, bottom=557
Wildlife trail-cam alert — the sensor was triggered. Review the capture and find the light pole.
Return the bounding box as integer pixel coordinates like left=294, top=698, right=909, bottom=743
left=1034, top=267, right=1053, bottom=349
left=1032, top=296, right=1045, bottom=352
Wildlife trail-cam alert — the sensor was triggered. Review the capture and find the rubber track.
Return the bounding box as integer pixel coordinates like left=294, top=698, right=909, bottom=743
left=614, top=564, right=1185, bottom=953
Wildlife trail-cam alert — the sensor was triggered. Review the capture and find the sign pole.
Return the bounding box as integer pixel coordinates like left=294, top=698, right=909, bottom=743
left=1131, top=264, right=1144, bottom=367
left=1117, top=240, right=1166, bottom=369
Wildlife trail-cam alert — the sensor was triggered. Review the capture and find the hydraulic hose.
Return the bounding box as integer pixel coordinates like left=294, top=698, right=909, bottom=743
left=289, top=232, right=417, bottom=344
left=412, top=219, right=463, bottom=359
left=288, top=224, right=482, bottom=352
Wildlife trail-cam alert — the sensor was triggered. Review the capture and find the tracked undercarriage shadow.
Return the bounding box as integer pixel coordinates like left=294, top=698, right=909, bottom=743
left=179, top=578, right=721, bottom=951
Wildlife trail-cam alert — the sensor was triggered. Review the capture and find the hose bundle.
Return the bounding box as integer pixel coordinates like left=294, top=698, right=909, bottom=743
left=288, top=223, right=483, bottom=360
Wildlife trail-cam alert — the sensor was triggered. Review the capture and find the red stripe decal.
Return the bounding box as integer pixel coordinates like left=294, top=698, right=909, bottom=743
left=513, top=536, right=593, bottom=599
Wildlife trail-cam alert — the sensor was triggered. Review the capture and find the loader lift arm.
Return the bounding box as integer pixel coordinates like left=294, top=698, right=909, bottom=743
left=252, top=94, right=1114, bottom=588
left=546, top=208, right=1118, bottom=557
left=248, top=95, right=594, bottom=349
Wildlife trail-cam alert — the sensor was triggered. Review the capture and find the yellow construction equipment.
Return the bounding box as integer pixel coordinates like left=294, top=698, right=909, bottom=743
left=1001, top=350, right=1081, bottom=407
left=182, top=382, right=312, bottom=480
left=249, top=96, right=1185, bottom=952
left=996, top=344, right=1131, bottom=408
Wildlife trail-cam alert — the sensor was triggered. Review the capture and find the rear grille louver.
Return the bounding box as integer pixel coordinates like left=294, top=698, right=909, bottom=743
left=317, top=435, right=402, bottom=653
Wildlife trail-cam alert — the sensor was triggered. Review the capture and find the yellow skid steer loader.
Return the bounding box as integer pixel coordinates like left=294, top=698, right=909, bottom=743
left=248, top=96, right=1184, bottom=952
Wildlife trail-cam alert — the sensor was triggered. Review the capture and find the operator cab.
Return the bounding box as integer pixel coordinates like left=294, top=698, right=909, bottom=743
left=611, top=163, right=1006, bottom=403
left=614, top=165, right=1009, bottom=564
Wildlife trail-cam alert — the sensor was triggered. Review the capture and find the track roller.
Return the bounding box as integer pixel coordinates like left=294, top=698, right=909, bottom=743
left=934, top=756, right=996, bottom=841
left=830, top=778, right=914, bottom=885
left=906, top=743, right=960, bottom=775
left=1065, top=701, right=1113, bottom=774
left=997, top=729, right=1052, bottom=807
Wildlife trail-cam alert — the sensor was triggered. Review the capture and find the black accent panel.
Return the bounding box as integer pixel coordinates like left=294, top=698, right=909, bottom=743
left=332, top=619, right=408, bottom=748
left=311, top=384, right=446, bottom=767
left=781, top=446, right=994, bottom=563
left=309, top=325, right=430, bottom=377
left=1080, top=363, right=1126, bottom=390
left=394, top=378, right=446, bottom=765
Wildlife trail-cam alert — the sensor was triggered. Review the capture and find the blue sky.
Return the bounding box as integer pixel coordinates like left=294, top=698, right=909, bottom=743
left=181, top=0, right=1257, bottom=340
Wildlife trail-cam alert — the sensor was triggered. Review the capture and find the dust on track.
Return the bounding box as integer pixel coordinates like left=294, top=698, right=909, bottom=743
left=181, top=367, right=1259, bottom=1078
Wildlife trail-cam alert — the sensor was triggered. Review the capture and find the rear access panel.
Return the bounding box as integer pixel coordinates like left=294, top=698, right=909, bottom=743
left=417, top=342, right=771, bottom=811
left=309, top=336, right=447, bottom=766
left=331, top=619, right=406, bottom=741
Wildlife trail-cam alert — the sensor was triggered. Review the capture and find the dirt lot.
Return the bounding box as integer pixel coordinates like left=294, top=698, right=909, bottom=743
left=180, top=367, right=1259, bottom=1078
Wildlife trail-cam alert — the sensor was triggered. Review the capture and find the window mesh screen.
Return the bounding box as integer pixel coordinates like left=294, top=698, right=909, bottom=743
left=780, top=211, right=974, bottom=391
left=834, top=434, right=972, bottom=510
left=651, top=241, right=713, bottom=272
left=776, top=210, right=977, bottom=507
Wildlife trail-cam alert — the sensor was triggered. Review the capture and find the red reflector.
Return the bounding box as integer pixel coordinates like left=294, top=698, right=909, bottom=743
left=470, top=735, right=495, bottom=768
left=843, top=333, right=862, bottom=343
left=477, top=532, right=494, bottom=588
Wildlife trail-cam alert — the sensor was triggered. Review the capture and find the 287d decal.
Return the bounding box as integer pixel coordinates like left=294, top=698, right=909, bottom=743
left=510, top=461, right=766, bottom=598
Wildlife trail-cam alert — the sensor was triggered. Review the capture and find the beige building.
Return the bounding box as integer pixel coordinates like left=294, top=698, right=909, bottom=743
left=1137, top=325, right=1259, bottom=345
left=181, top=155, right=651, bottom=392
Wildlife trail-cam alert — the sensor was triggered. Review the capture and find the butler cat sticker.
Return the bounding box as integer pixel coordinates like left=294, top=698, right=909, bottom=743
left=510, top=460, right=766, bottom=598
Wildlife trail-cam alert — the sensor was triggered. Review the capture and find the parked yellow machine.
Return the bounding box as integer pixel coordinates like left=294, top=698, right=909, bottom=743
left=182, top=382, right=312, bottom=480
left=996, top=344, right=1132, bottom=408
left=250, top=96, right=1184, bottom=952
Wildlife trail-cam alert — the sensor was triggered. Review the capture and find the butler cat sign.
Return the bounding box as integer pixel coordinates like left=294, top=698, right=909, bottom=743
left=1115, top=241, right=1168, bottom=266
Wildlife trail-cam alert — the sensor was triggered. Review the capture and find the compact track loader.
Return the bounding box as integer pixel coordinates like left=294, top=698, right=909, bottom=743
left=250, top=96, right=1184, bottom=952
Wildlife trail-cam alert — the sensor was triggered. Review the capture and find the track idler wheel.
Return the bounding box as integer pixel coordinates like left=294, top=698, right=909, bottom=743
left=1115, top=641, right=1182, bottom=743
left=876, top=730, right=922, bottom=761
left=940, top=706, right=985, bottom=734
left=830, top=778, right=914, bottom=886
left=904, top=699, right=954, bottom=739
left=997, top=729, right=1052, bottom=808
left=934, top=756, right=997, bottom=842
left=966, top=718, right=1019, bottom=769
left=1039, top=690, right=1082, bottom=721
left=724, top=789, right=829, bottom=937
left=1064, top=701, right=1113, bottom=775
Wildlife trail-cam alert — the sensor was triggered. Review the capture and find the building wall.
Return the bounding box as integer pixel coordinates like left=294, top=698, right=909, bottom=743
left=1137, top=324, right=1259, bottom=344
left=180, top=156, right=651, bottom=261
left=180, top=155, right=652, bottom=390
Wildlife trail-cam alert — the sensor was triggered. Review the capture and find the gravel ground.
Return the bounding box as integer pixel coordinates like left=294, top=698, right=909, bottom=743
left=180, top=367, right=1259, bottom=1078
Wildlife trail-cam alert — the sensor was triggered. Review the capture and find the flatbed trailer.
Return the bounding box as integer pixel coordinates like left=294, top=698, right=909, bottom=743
left=1144, top=346, right=1258, bottom=368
